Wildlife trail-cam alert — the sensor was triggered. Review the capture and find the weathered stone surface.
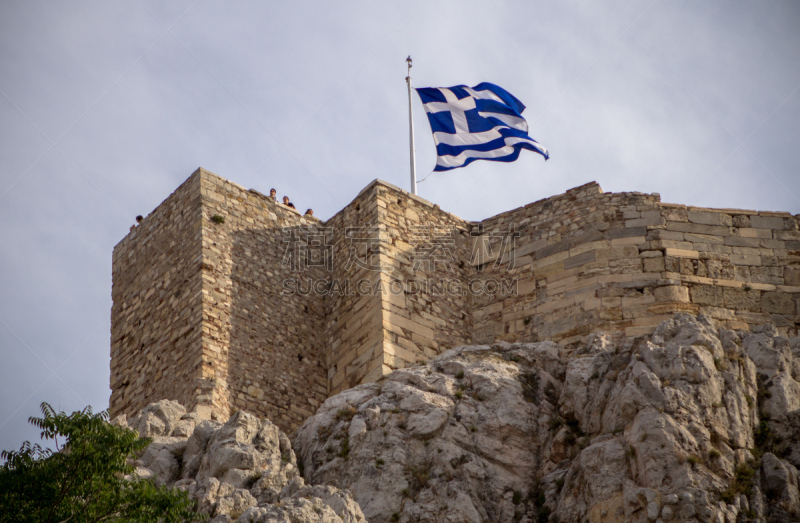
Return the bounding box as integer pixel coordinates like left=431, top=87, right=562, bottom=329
left=654, top=285, right=689, bottom=303
left=112, top=170, right=800, bottom=438
left=129, top=399, right=186, bottom=438
left=238, top=484, right=367, bottom=523
left=294, top=314, right=800, bottom=523
left=763, top=292, right=796, bottom=315
left=126, top=402, right=366, bottom=523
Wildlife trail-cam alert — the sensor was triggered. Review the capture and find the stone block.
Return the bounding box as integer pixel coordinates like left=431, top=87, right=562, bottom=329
left=761, top=292, right=795, bottom=314
left=611, top=236, right=646, bottom=246
left=666, top=222, right=731, bottom=236
left=606, top=226, right=648, bottom=240
left=688, top=211, right=721, bottom=225
left=621, top=295, right=656, bottom=307
left=535, top=240, right=571, bottom=259
left=568, top=230, right=606, bottom=248
left=640, top=210, right=662, bottom=220
left=654, top=286, right=689, bottom=303
left=730, top=254, right=761, bottom=266
left=785, top=268, right=800, bottom=286
left=749, top=266, right=784, bottom=284
left=703, top=243, right=732, bottom=255
left=596, top=245, right=639, bottom=261
left=735, top=310, right=771, bottom=325
left=643, top=257, right=665, bottom=272
left=722, top=288, right=761, bottom=311
left=511, top=238, right=548, bottom=258
left=750, top=215, right=785, bottom=230
left=684, top=233, right=724, bottom=245
left=532, top=250, right=570, bottom=270
left=564, top=250, right=596, bottom=269
left=730, top=246, right=765, bottom=257
left=583, top=297, right=601, bottom=310
left=724, top=236, right=761, bottom=248
left=569, top=240, right=608, bottom=257
left=625, top=216, right=664, bottom=228
left=737, top=227, right=772, bottom=239
left=651, top=240, right=695, bottom=250
left=690, top=285, right=723, bottom=306
left=534, top=260, right=565, bottom=279
left=776, top=230, right=800, bottom=241
left=664, top=248, right=700, bottom=259
left=749, top=282, right=776, bottom=291
left=697, top=306, right=737, bottom=320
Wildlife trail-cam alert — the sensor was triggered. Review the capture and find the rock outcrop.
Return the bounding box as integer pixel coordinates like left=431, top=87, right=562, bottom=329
left=294, top=314, right=800, bottom=523
left=113, top=402, right=366, bottom=522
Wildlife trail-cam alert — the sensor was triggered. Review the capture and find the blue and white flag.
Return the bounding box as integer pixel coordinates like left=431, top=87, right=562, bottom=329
left=416, top=83, right=548, bottom=171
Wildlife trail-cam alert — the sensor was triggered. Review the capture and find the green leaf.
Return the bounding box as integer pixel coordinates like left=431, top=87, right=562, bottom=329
left=0, top=402, right=204, bottom=523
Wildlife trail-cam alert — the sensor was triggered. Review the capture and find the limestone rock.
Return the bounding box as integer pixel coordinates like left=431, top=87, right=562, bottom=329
left=294, top=313, right=800, bottom=523
left=182, top=419, right=222, bottom=480
left=128, top=399, right=187, bottom=438
left=125, top=401, right=366, bottom=522
left=122, top=313, right=800, bottom=523
left=238, top=484, right=366, bottom=523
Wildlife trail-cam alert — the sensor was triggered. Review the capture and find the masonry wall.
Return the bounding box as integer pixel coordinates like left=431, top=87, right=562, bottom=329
left=472, top=182, right=800, bottom=345
left=110, top=174, right=204, bottom=419
left=374, top=182, right=474, bottom=371
left=324, top=182, right=386, bottom=395
left=197, top=171, right=328, bottom=431
left=324, top=180, right=476, bottom=393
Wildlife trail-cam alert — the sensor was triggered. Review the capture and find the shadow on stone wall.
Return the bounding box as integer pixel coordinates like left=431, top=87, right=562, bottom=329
left=228, top=227, right=329, bottom=433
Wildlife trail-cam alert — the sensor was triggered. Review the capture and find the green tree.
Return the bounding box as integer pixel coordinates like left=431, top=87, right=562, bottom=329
left=0, top=403, right=201, bottom=523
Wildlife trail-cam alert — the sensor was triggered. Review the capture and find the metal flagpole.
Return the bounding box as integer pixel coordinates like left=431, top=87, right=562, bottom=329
left=406, top=56, right=417, bottom=195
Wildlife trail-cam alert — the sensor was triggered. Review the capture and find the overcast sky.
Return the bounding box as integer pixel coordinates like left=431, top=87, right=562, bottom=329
left=1, top=1, right=799, bottom=452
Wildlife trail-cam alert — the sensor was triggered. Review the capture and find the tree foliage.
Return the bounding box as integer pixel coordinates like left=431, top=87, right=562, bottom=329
left=0, top=403, right=200, bottom=523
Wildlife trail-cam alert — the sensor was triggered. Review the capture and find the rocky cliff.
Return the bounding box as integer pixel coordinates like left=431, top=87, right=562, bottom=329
left=113, top=401, right=366, bottom=522
left=122, top=314, right=800, bottom=522
left=294, top=314, right=800, bottom=523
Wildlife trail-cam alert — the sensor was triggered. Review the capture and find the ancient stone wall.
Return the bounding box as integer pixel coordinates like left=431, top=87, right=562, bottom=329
left=373, top=182, right=474, bottom=371
left=111, top=169, right=330, bottom=432
left=472, top=182, right=800, bottom=345
left=323, top=180, right=475, bottom=394
left=323, top=182, right=385, bottom=395
left=196, top=171, right=328, bottom=431
left=111, top=170, right=800, bottom=432
left=110, top=174, right=204, bottom=419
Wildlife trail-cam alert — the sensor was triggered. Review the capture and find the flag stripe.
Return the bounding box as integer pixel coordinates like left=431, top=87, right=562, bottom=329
left=437, top=136, right=545, bottom=162
left=436, top=141, right=546, bottom=170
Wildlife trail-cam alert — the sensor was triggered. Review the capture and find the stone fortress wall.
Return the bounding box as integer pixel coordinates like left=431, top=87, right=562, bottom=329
left=473, top=182, right=800, bottom=345
left=112, top=171, right=330, bottom=431
left=110, top=174, right=204, bottom=418
left=110, top=168, right=800, bottom=432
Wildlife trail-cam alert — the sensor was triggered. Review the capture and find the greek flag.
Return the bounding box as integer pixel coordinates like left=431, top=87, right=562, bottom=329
left=416, top=83, right=549, bottom=171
